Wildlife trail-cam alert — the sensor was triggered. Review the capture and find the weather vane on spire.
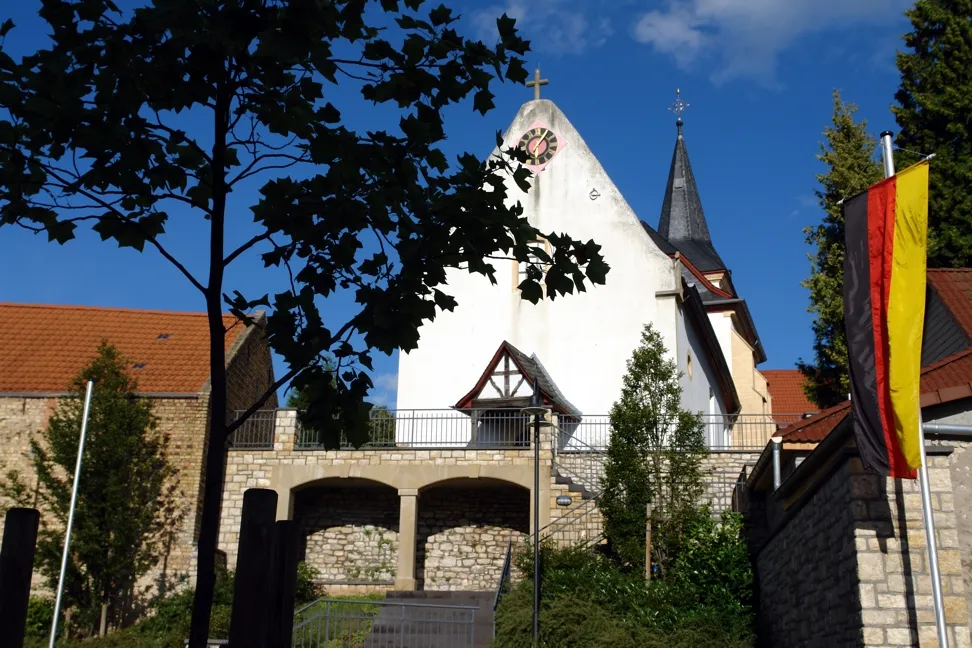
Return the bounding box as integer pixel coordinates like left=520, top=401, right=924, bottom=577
left=669, top=88, right=689, bottom=123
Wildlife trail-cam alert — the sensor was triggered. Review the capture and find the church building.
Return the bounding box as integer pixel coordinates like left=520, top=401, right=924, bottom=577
left=396, top=85, right=772, bottom=448
left=217, top=82, right=779, bottom=597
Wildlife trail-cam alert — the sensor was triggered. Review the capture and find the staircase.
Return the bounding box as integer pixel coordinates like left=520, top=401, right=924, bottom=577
left=542, top=431, right=607, bottom=547
left=363, top=591, right=494, bottom=647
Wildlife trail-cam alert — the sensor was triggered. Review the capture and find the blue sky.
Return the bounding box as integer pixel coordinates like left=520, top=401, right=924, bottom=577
left=0, top=0, right=915, bottom=406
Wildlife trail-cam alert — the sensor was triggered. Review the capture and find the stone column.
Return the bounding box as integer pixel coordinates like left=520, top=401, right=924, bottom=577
left=395, top=488, right=419, bottom=591
left=274, top=486, right=293, bottom=522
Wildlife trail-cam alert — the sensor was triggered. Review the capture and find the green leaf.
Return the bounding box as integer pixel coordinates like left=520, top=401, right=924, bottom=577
left=0, top=18, right=14, bottom=38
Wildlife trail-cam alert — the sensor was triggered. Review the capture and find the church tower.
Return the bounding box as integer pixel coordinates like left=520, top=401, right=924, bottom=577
left=651, top=91, right=773, bottom=420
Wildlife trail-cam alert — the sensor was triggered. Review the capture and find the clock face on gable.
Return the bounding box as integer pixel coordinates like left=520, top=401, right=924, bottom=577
left=518, top=126, right=560, bottom=167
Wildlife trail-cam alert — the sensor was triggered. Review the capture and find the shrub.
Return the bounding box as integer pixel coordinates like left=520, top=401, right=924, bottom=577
left=24, top=597, right=54, bottom=640
left=295, top=561, right=327, bottom=604
left=497, top=541, right=754, bottom=647
left=668, top=510, right=753, bottom=611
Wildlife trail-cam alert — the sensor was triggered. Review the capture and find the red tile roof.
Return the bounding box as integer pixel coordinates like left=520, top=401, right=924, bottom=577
left=783, top=347, right=972, bottom=444
left=920, top=348, right=972, bottom=407
left=763, top=369, right=816, bottom=416
left=929, top=269, right=972, bottom=336
left=780, top=402, right=851, bottom=444
left=0, top=304, right=247, bottom=394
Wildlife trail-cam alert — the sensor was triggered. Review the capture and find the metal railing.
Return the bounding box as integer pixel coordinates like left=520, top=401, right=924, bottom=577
left=492, top=538, right=514, bottom=639
left=229, top=408, right=806, bottom=451
left=539, top=497, right=604, bottom=547
left=557, top=413, right=804, bottom=451
left=292, top=598, right=478, bottom=648
left=229, top=410, right=277, bottom=448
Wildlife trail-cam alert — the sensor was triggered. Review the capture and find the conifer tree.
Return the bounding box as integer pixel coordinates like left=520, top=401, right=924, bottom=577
left=893, top=0, right=972, bottom=267
left=798, top=91, right=882, bottom=409
left=0, top=343, right=182, bottom=636
left=599, top=324, right=706, bottom=575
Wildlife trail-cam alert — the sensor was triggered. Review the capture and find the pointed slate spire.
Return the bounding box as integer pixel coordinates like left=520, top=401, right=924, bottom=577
left=657, top=94, right=727, bottom=273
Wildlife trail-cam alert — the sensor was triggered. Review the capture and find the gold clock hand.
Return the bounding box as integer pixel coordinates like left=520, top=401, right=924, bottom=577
left=532, top=130, right=547, bottom=155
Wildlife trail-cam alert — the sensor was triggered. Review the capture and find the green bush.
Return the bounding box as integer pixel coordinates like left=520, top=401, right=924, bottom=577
left=24, top=597, right=54, bottom=640
left=295, top=561, right=327, bottom=604
left=668, top=510, right=753, bottom=612
left=497, top=530, right=755, bottom=648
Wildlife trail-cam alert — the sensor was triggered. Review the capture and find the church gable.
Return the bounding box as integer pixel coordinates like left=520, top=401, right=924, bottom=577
left=491, top=98, right=674, bottom=270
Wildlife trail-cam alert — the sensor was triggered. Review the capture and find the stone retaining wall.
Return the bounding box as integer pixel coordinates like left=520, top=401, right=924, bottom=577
left=293, top=485, right=399, bottom=585
left=750, top=446, right=972, bottom=647
left=418, top=484, right=529, bottom=591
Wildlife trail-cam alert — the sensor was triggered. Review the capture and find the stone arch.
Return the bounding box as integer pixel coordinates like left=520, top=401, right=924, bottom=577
left=415, top=477, right=530, bottom=591
left=291, top=477, right=400, bottom=590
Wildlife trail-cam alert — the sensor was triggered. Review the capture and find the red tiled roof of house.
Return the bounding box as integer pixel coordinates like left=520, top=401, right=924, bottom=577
left=780, top=402, right=851, bottom=444
left=928, top=269, right=972, bottom=336
left=782, top=347, right=972, bottom=444
left=763, top=369, right=817, bottom=416
left=0, top=304, right=247, bottom=394
left=920, top=347, right=972, bottom=407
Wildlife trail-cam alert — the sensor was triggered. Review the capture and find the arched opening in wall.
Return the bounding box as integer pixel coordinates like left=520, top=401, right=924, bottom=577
left=416, top=478, right=529, bottom=591
left=292, top=478, right=399, bottom=591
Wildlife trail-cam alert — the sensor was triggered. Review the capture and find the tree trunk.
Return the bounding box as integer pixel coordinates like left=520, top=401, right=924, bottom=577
left=188, top=75, right=230, bottom=648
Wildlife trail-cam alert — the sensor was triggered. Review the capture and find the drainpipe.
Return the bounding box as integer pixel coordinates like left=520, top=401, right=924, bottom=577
left=771, top=437, right=782, bottom=491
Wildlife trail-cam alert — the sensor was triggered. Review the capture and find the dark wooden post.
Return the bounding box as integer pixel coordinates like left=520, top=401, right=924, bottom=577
left=645, top=503, right=652, bottom=581
left=266, top=520, right=299, bottom=647
left=0, top=508, right=40, bottom=648
left=228, top=489, right=278, bottom=648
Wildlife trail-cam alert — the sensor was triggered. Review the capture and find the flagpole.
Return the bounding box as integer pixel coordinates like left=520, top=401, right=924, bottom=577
left=881, top=131, right=948, bottom=648
left=49, top=380, right=95, bottom=648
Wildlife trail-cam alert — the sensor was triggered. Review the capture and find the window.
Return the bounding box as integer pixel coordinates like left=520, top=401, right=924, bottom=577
left=517, top=240, right=548, bottom=286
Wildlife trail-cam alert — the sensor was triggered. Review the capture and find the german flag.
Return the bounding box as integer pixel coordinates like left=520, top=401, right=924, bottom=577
left=843, top=161, right=929, bottom=479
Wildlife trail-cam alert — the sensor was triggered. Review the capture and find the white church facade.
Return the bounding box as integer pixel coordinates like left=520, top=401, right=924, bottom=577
left=219, top=88, right=781, bottom=595
left=396, top=92, right=772, bottom=449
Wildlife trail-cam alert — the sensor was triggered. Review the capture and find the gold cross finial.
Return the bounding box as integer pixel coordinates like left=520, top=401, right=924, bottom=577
left=526, top=67, right=549, bottom=101
left=669, top=88, right=689, bottom=123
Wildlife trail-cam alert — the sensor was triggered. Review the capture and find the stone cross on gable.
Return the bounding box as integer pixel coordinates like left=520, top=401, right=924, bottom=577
left=526, top=68, right=548, bottom=101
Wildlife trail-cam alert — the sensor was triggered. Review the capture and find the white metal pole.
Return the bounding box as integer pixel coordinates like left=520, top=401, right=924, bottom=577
left=49, top=380, right=94, bottom=648
left=880, top=131, right=948, bottom=647
left=918, top=412, right=949, bottom=648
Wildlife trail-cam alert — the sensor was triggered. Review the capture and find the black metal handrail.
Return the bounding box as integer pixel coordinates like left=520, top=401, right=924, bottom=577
left=492, top=538, right=514, bottom=640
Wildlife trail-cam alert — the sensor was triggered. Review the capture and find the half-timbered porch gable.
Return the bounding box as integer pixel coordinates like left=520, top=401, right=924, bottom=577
left=454, top=341, right=580, bottom=416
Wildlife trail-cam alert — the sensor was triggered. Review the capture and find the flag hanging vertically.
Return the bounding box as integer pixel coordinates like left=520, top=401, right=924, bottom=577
left=843, top=160, right=929, bottom=479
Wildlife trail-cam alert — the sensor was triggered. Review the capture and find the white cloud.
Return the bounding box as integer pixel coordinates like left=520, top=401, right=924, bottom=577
left=370, top=372, right=398, bottom=407
left=472, top=0, right=613, bottom=55
left=632, top=0, right=911, bottom=84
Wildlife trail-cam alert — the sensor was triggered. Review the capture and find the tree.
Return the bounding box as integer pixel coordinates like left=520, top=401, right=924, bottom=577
left=0, top=343, right=182, bottom=637
left=598, top=324, right=706, bottom=576
left=893, top=0, right=972, bottom=267
left=798, top=91, right=883, bottom=409
left=0, top=2, right=609, bottom=642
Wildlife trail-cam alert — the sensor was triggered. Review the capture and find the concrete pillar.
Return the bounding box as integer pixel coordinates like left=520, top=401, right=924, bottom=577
left=274, top=486, right=293, bottom=522
left=395, top=488, right=419, bottom=591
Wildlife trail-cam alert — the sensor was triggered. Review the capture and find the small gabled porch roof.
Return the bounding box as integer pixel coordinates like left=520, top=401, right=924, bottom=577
left=454, top=341, right=581, bottom=417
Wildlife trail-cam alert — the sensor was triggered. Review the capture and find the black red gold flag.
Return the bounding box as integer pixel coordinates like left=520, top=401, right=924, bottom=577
left=843, top=161, right=929, bottom=479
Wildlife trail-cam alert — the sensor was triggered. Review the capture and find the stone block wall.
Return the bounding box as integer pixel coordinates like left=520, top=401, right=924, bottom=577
left=752, top=448, right=972, bottom=648
left=417, top=484, right=529, bottom=591
left=0, top=396, right=56, bottom=592
left=755, top=458, right=862, bottom=646
left=0, top=395, right=208, bottom=594
left=931, top=437, right=972, bottom=630
left=150, top=395, right=210, bottom=589
left=293, top=485, right=399, bottom=585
